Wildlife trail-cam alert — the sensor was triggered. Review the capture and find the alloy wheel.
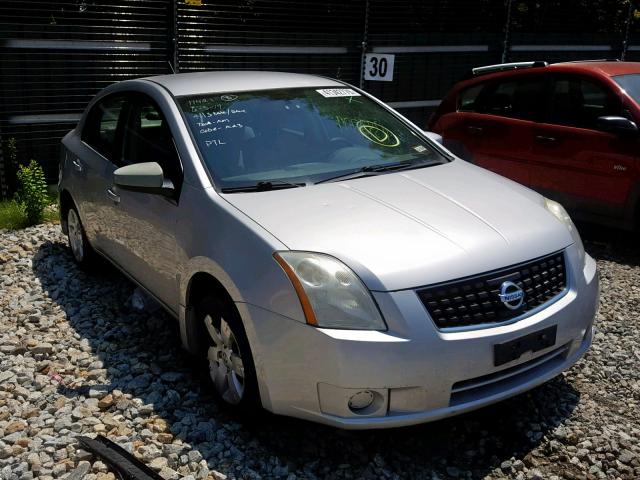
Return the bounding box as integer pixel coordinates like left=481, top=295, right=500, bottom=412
left=204, top=314, right=245, bottom=404
left=67, top=209, right=84, bottom=262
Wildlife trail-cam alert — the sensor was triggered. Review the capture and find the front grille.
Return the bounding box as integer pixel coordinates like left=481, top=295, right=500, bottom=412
left=417, top=251, right=567, bottom=330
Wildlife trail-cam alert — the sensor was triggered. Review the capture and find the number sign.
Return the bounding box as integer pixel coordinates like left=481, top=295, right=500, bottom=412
left=364, top=53, right=395, bottom=82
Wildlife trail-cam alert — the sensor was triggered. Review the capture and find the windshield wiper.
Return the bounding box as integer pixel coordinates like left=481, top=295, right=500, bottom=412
left=221, top=180, right=306, bottom=193
left=316, top=159, right=439, bottom=184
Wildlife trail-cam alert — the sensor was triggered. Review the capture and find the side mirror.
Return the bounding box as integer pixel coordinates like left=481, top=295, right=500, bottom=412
left=114, top=162, right=174, bottom=196
left=596, top=116, right=638, bottom=136
left=422, top=130, right=444, bottom=145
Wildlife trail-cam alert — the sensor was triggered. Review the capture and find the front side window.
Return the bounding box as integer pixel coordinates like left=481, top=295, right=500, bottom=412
left=82, top=95, right=126, bottom=160
left=178, top=87, right=446, bottom=191
left=549, top=75, right=620, bottom=130
left=121, top=96, right=182, bottom=188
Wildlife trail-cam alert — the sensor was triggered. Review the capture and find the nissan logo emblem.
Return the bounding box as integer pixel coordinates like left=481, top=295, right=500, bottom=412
left=498, top=281, right=525, bottom=310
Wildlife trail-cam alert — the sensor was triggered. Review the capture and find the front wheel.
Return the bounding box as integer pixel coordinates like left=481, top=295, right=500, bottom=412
left=197, top=296, right=260, bottom=412
left=66, top=206, right=96, bottom=269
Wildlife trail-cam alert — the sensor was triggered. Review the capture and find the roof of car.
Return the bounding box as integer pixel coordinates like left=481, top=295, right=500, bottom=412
left=143, top=71, right=345, bottom=96
left=547, top=61, right=640, bottom=77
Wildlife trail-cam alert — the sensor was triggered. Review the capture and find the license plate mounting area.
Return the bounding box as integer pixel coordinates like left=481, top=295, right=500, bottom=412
left=493, top=325, right=557, bottom=367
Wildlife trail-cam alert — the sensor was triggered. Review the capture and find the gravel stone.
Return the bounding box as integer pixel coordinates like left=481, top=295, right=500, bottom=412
left=149, top=457, right=168, bottom=471
left=30, top=342, right=53, bottom=355
left=67, top=461, right=91, bottom=480
left=0, top=223, right=639, bottom=480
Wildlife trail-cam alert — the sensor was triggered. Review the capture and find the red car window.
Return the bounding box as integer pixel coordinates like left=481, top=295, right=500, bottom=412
left=549, top=75, right=620, bottom=129
left=458, top=75, right=546, bottom=121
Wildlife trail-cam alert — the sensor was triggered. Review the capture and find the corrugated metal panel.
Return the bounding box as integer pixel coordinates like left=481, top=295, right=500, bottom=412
left=624, top=4, right=640, bottom=62
left=367, top=0, right=503, bottom=36
left=509, top=0, right=627, bottom=35
left=0, top=0, right=172, bottom=195
left=364, top=0, right=505, bottom=128
left=508, top=0, right=628, bottom=63
left=0, top=0, right=632, bottom=197
left=176, top=1, right=364, bottom=83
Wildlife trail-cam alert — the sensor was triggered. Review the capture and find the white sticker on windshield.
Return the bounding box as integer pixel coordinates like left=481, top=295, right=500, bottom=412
left=316, top=88, right=361, bottom=98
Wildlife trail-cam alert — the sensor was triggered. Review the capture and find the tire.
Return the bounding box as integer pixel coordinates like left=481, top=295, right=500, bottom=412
left=196, top=295, right=261, bottom=413
left=66, top=205, right=96, bottom=269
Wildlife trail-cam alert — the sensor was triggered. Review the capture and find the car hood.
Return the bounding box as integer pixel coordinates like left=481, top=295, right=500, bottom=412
left=222, top=160, right=574, bottom=291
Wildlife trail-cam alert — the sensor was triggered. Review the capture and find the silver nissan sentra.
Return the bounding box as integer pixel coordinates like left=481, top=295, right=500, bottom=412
left=59, top=71, right=599, bottom=429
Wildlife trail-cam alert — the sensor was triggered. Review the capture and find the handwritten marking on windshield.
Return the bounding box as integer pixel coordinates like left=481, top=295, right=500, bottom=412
left=197, top=118, right=230, bottom=127
left=191, top=108, right=246, bottom=123
left=205, top=139, right=227, bottom=147
left=357, top=120, right=400, bottom=147
left=199, top=123, right=243, bottom=134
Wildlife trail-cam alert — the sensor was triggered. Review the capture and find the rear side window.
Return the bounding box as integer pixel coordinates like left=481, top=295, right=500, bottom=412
left=82, top=95, right=126, bottom=160
left=460, top=76, right=545, bottom=121
left=549, top=75, right=620, bottom=130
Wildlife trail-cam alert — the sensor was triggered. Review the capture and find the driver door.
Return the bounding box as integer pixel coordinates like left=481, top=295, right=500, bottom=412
left=101, top=93, right=184, bottom=313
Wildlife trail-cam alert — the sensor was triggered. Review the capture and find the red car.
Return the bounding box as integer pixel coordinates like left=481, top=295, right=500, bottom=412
left=429, top=60, right=640, bottom=230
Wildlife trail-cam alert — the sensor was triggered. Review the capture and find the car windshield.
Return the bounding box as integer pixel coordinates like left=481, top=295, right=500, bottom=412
left=178, top=87, right=447, bottom=191
left=613, top=73, right=640, bottom=104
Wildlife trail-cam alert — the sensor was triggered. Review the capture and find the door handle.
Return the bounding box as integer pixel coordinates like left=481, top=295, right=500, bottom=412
left=106, top=188, right=120, bottom=204
left=535, top=135, right=557, bottom=144
left=467, top=126, right=484, bottom=135
left=72, top=158, right=83, bottom=172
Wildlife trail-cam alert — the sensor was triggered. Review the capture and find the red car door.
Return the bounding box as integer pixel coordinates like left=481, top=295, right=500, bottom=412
left=528, top=74, right=638, bottom=219
left=436, top=74, right=546, bottom=187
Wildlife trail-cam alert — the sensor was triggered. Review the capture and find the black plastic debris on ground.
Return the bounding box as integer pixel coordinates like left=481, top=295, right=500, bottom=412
left=78, top=435, right=164, bottom=480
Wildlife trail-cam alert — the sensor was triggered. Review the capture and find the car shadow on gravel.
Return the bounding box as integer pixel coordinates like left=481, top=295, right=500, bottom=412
left=33, top=239, right=582, bottom=479
left=578, top=221, right=640, bottom=266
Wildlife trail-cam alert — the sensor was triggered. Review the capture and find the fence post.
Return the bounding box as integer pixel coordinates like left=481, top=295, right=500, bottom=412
left=169, top=0, right=179, bottom=73
left=0, top=131, right=6, bottom=200
left=621, top=1, right=634, bottom=61
left=359, top=0, right=370, bottom=89
left=501, top=0, right=513, bottom=63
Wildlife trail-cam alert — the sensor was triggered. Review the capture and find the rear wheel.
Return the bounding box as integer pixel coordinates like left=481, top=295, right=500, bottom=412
left=196, top=296, right=260, bottom=411
left=66, top=206, right=95, bottom=268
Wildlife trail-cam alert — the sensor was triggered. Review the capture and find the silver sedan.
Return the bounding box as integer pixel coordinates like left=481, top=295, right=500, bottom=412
left=59, top=71, right=599, bottom=429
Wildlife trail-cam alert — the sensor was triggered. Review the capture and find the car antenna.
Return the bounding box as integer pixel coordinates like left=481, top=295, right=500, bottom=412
left=167, top=61, right=176, bottom=74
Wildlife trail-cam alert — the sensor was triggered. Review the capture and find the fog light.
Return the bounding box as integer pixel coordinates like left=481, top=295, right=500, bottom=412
left=348, top=390, right=375, bottom=411
left=318, top=383, right=387, bottom=418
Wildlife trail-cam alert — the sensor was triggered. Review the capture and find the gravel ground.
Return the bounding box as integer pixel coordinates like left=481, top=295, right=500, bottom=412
left=0, top=223, right=638, bottom=480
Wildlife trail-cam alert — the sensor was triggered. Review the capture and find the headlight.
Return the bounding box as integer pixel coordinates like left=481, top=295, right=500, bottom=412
left=274, top=251, right=386, bottom=330
left=544, top=198, right=585, bottom=264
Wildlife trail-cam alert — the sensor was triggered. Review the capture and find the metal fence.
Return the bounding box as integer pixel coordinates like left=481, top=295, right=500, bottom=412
left=0, top=0, right=637, bottom=197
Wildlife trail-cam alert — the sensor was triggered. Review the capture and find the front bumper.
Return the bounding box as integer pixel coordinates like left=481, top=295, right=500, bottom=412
left=238, top=245, right=599, bottom=429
